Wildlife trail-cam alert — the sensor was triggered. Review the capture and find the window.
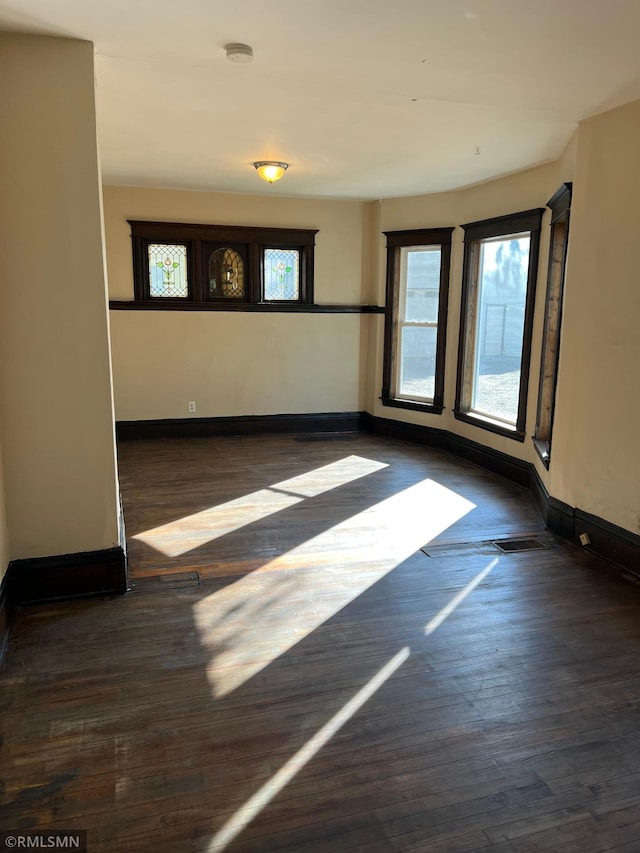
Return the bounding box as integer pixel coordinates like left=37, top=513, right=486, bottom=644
left=534, top=183, right=572, bottom=467
left=264, top=248, right=300, bottom=300
left=129, top=221, right=316, bottom=308
left=455, top=209, right=544, bottom=440
left=381, top=228, right=453, bottom=414
left=148, top=243, right=189, bottom=298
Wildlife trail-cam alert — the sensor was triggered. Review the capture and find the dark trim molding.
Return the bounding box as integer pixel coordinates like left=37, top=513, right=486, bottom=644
left=381, top=227, right=453, bottom=414
left=117, top=411, right=365, bottom=441
left=532, top=436, right=551, bottom=469
left=453, top=410, right=526, bottom=443
left=362, top=414, right=640, bottom=574
left=547, top=182, right=572, bottom=223
left=0, top=568, right=16, bottom=666
left=461, top=208, right=545, bottom=241
left=574, top=508, right=640, bottom=577
left=529, top=467, right=575, bottom=541
left=383, top=227, right=455, bottom=246
left=128, top=220, right=319, bottom=244
left=533, top=183, right=572, bottom=467
left=8, top=546, right=128, bottom=605
left=360, top=412, right=448, bottom=451
left=109, top=301, right=384, bottom=314
left=447, top=431, right=531, bottom=487
left=455, top=208, right=543, bottom=441
left=380, top=397, right=445, bottom=415
left=361, top=413, right=530, bottom=487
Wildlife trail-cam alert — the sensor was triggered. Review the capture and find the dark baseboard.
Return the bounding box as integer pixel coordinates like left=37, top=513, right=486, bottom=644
left=361, top=413, right=530, bottom=488
left=8, top=546, right=128, bottom=605
left=362, top=413, right=640, bottom=575
left=117, top=411, right=365, bottom=441
left=446, top=432, right=531, bottom=488
left=573, top=509, right=640, bottom=577
left=116, top=409, right=638, bottom=582
left=1, top=412, right=636, bottom=659
left=529, top=469, right=640, bottom=572
left=0, top=567, right=16, bottom=666
left=529, top=467, right=575, bottom=541
left=360, top=412, right=447, bottom=451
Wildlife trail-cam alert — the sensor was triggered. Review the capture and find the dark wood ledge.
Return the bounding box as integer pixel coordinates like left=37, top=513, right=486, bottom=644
left=109, top=301, right=385, bottom=314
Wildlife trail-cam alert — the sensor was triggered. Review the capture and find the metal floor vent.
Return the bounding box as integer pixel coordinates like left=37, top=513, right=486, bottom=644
left=295, top=433, right=357, bottom=442
left=129, top=571, right=200, bottom=593
left=422, top=541, right=499, bottom=558
left=492, top=538, right=547, bottom=553
left=423, top=534, right=555, bottom=558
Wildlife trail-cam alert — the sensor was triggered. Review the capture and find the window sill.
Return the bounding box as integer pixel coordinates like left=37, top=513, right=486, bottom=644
left=109, top=300, right=385, bottom=314
left=381, top=396, right=444, bottom=415
left=532, top=437, right=551, bottom=469
left=453, top=410, right=525, bottom=442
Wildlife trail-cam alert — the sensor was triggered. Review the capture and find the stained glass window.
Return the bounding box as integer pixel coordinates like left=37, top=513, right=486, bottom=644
left=130, top=222, right=315, bottom=306
left=264, top=249, right=300, bottom=300
left=209, top=248, right=245, bottom=299
left=148, top=243, right=188, bottom=298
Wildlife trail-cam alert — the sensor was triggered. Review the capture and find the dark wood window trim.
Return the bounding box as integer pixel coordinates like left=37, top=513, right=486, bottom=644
left=454, top=208, right=544, bottom=442
left=127, top=220, right=317, bottom=309
left=381, top=227, right=454, bottom=415
left=109, top=301, right=384, bottom=314
left=533, top=183, right=572, bottom=468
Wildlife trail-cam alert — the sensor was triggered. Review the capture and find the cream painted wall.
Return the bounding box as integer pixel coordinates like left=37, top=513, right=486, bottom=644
left=0, top=439, right=10, bottom=584
left=364, top=109, right=640, bottom=535
left=111, top=312, right=362, bottom=419
left=104, top=186, right=367, bottom=304
left=0, top=34, right=121, bottom=559
left=104, top=186, right=368, bottom=420
left=367, top=159, right=575, bottom=462
left=549, top=100, right=640, bottom=533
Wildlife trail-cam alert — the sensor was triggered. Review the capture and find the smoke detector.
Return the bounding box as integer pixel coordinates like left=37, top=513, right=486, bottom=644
left=225, top=43, right=253, bottom=64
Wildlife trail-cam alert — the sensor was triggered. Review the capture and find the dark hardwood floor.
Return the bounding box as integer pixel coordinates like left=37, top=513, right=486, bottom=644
left=2, top=434, right=640, bottom=851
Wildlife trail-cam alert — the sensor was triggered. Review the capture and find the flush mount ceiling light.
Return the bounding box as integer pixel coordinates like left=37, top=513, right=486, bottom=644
left=225, top=43, right=253, bottom=63
left=253, top=161, right=289, bottom=184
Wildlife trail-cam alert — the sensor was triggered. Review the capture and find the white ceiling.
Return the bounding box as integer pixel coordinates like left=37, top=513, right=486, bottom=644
left=2, top=0, right=640, bottom=199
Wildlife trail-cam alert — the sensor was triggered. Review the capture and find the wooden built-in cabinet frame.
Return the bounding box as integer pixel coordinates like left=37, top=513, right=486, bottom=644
left=111, top=220, right=386, bottom=313
left=126, top=220, right=317, bottom=308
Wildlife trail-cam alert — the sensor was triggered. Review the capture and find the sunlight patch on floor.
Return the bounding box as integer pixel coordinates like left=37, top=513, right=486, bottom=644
left=133, top=455, right=388, bottom=557
left=424, top=557, right=498, bottom=635
left=207, top=646, right=411, bottom=851
left=193, top=478, right=475, bottom=697
left=270, top=456, right=387, bottom=497
left=205, top=551, right=496, bottom=849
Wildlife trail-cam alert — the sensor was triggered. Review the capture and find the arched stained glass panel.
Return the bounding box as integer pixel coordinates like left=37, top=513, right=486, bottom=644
left=209, top=248, right=245, bottom=299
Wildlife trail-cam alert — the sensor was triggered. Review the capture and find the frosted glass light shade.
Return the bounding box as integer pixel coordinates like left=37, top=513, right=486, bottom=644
left=253, top=161, right=288, bottom=184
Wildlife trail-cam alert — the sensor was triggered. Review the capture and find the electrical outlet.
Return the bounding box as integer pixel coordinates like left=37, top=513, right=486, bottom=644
left=579, top=532, right=590, bottom=547
left=188, top=401, right=196, bottom=413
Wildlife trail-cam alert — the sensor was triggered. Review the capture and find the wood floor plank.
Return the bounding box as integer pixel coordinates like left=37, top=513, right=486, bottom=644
left=1, top=434, right=640, bottom=851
